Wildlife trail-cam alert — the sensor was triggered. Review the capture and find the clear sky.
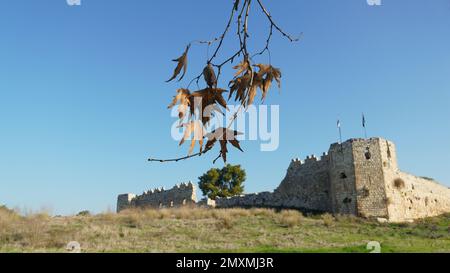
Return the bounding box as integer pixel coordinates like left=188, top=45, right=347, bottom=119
left=1, top=0, right=449, bottom=215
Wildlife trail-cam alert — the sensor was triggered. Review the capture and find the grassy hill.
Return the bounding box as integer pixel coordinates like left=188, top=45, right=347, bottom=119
left=0, top=205, right=449, bottom=253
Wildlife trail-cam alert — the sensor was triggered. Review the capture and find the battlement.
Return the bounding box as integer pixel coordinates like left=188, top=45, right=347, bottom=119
left=117, top=181, right=196, bottom=212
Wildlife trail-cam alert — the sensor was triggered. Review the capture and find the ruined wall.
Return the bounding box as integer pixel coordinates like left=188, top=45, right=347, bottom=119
left=116, top=182, right=196, bottom=212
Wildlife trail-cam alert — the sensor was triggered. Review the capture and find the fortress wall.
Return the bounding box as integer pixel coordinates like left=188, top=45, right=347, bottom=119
left=384, top=171, right=450, bottom=222
left=328, top=140, right=358, bottom=215
left=274, top=154, right=331, bottom=211
left=215, top=192, right=276, bottom=208
left=117, top=193, right=136, bottom=212
left=351, top=138, right=389, bottom=218
left=117, top=182, right=196, bottom=212
left=216, top=155, right=332, bottom=211
left=377, top=139, right=450, bottom=221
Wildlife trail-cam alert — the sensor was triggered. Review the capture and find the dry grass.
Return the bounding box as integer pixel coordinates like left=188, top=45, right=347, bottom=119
left=1, top=206, right=449, bottom=253
left=277, top=210, right=303, bottom=228
left=321, top=213, right=335, bottom=227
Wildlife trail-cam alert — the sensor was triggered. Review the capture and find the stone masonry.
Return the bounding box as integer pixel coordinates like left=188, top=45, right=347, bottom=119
left=117, top=138, right=450, bottom=222
left=117, top=182, right=196, bottom=212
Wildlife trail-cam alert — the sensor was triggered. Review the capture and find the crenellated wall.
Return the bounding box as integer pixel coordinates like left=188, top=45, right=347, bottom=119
left=116, top=182, right=196, bottom=212
left=274, top=153, right=331, bottom=211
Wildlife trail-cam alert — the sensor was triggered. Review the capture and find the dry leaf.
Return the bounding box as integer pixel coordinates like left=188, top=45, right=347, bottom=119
left=166, top=45, right=190, bottom=82
left=189, top=88, right=228, bottom=125
left=233, top=58, right=250, bottom=77
left=168, top=88, right=191, bottom=120
left=229, top=62, right=282, bottom=106
left=178, top=121, right=205, bottom=155
left=205, top=127, right=243, bottom=163
left=203, top=63, right=217, bottom=88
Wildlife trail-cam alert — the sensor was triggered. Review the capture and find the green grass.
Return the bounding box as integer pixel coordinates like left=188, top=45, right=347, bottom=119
left=0, top=206, right=449, bottom=253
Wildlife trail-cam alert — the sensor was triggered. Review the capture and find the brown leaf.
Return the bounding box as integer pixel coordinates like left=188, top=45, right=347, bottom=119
left=233, top=58, right=250, bottom=77
left=229, top=139, right=244, bottom=152
left=166, top=45, right=190, bottom=82
left=219, top=140, right=228, bottom=162
left=178, top=121, right=205, bottom=155
left=252, top=64, right=282, bottom=103
left=247, top=84, right=258, bottom=106
left=229, top=74, right=251, bottom=103
left=203, top=63, right=217, bottom=88
left=205, top=127, right=244, bottom=163
left=189, top=88, right=228, bottom=125
left=168, top=88, right=191, bottom=120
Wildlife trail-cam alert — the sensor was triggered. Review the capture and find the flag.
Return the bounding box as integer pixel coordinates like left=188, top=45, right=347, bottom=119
left=362, top=113, right=366, bottom=128
left=337, top=120, right=341, bottom=128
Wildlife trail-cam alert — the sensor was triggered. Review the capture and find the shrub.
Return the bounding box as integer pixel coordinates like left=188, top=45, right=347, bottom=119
left=393, top=178, right=405, bottom=189
left=77, top=210, right=91, bottom=217
left=277, top=210, right=303, bottom=228
left=321, top=213, right=335, bottom=227
left=216, top=214, right=235, bottom=230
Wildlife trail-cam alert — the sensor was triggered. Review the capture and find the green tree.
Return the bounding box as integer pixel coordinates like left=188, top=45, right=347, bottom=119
left=198, top=164, right=246, bottom=200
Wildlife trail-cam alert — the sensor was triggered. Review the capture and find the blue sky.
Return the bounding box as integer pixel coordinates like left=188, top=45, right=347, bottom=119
left=0, top=0, right=449, bottom=215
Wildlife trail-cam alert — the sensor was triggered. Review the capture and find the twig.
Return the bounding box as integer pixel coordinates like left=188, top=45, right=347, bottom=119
left=256, top=0, right=302, bottom=42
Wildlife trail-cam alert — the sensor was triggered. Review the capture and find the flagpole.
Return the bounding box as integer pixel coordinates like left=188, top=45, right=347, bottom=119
left=337, top=120, right=342, bottom=144
left=362, top=113, right=368, bottom=139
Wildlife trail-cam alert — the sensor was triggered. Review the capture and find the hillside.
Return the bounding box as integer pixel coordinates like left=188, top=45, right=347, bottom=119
left=0, top=206, right=449, bottom=253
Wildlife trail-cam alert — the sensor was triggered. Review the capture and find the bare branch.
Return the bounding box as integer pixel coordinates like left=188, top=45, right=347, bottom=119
left=256, top=0, right=302, bottom=43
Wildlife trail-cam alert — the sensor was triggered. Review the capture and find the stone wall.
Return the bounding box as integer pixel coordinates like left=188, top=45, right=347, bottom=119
left=352, top=138, right=390, bottom=218
left=117, top=193, right=136, bottom=212
left=118, top=137, right=450, bottom=222
left=215, top=191, right=278, bottom=208
left=328, top=140, right=358, bottom=215
left=216, top=153, right=332, bottom=211
left=116, top=182, right=196, bottom=212
left=384, top=170, right=450, bottom=222
left=275, top=154, right=331, bottom=211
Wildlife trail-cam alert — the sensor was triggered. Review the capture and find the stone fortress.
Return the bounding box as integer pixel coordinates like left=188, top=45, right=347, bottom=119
left=117, top=137, right=450, bottom=222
